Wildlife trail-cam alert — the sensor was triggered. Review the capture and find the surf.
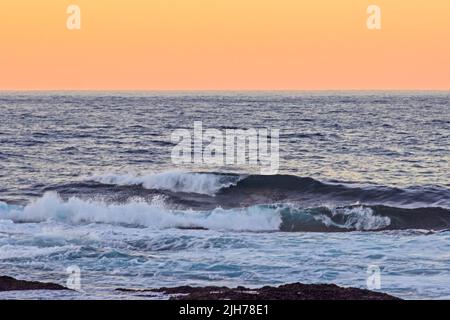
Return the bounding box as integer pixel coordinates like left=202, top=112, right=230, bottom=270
left=2, top=192, right=450, bottom=232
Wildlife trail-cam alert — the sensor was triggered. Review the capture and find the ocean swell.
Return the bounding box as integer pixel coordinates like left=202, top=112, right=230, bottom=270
left=80, top=172, right=450, bottom=210
left=89, top=171, right=241, bottom=196
left=2, top=193, right=449, bottom=232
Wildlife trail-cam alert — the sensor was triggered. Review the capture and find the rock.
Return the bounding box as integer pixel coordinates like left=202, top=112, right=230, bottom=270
left=117, top=282, right=400, bottom=300
left=0, top=276, right=67, bottom=292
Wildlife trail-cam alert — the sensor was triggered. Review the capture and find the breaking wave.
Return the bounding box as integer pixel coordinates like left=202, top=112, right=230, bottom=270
left=1, top=193, right=450, bottom=232
left=0, top=193, right=280, bottom=232
left=82, top=171, right=450, bottom=209
left=89, top=171, right=241, bottom=196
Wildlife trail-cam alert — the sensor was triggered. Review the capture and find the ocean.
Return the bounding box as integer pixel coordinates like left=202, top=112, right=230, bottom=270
left=0, top=92, right=449, bottom=299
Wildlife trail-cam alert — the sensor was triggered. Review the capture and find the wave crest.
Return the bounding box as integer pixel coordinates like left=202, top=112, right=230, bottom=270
left=78, top=171, right=450, bottom=210
left=2, top=193, right=449, bottom=232
left=89, top=171, right=241, bottom=196
left=0, top=193, right=280, bottom=232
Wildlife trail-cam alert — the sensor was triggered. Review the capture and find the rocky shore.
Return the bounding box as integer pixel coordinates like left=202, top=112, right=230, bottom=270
left=0, top=276, right=67, bottom=292
left=1, top=275, right=399, bottom=300
left=118, top=282, right=400, bottom=300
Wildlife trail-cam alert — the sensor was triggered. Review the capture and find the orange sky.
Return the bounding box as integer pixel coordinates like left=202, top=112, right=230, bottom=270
left=0, top=0, right=449, bottom=90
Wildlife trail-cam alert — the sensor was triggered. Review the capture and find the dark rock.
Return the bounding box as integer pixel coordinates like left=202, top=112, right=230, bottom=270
left=0, top=276, right=67, bottom=292
left=117, top=282, right=400, bottom=300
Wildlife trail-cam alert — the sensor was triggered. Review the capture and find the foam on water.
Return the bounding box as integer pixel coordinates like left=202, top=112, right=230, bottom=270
left=89, top=171, right=241, bottom=195
left=0, top=218, right=449, bottom=299
left=0, top=244, right=76, bottom=260
left=7, top=193, right=450, bottom=233
left=313, top=206, right=391, bottom=231
left=0, top=193, right=281, bottom=232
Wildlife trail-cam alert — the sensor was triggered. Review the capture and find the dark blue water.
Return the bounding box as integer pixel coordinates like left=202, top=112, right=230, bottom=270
left=0, top=92, right=449, bottom=299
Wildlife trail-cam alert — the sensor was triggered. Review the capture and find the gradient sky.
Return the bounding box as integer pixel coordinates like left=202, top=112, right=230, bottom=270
left=1, top=0, right=449, bottom=90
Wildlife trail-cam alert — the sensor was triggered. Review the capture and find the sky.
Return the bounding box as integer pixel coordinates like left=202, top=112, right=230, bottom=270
left=0, top=0, right=449, bottom=90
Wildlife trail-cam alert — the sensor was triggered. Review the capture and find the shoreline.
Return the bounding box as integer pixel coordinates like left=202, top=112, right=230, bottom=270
left=0, top=276, right=401, bottom=300
left=0, top=276, right=67, bottom=292
left=118, top=283, right=400, bottom=300
left=0, top=275, right=400, bottom=300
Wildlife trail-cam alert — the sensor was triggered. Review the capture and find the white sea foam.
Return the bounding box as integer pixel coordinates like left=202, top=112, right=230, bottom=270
left=0, top=195, right=393, bottom=232
left=89, top=171, right=240, bottom=195
left=315, top=206, right=391, bottom=231
left=0, top=244, right=76, bottom=260
left=0, top=193, right=281, bottom=232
